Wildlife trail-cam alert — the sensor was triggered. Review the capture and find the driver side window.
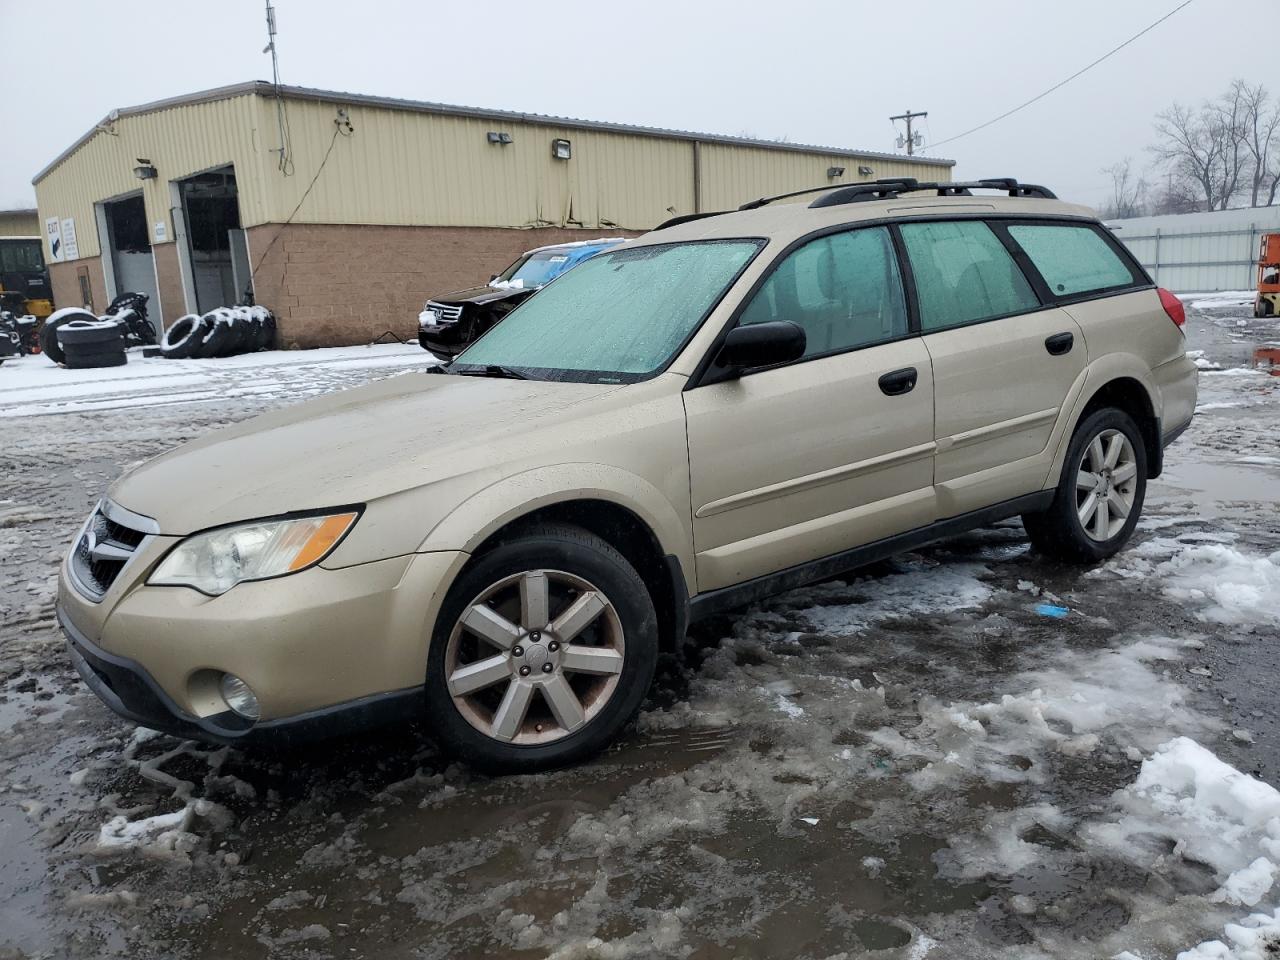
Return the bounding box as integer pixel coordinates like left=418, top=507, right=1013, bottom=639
left=739, top=226, right=908, bottom=359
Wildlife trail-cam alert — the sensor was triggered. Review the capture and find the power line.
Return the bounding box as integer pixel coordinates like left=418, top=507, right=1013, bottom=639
left=926, top=0, right=1195, bottom=152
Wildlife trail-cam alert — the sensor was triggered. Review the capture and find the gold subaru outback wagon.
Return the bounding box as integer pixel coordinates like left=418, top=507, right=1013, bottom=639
left=58, top=178, right=1197, bottom=772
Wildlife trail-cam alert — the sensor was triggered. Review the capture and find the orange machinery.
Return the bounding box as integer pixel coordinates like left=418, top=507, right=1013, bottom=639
left=1257, top=233, right=1280, bottom=318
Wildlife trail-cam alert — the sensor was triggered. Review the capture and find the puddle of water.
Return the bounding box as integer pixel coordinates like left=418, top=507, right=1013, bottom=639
left=1152, top=459, right=1280, bottom=517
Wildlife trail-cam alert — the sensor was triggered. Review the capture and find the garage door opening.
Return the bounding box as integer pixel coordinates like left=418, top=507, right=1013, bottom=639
left=177, top=165, right=251, bottom=314
left=99, top=193, right=160, bottom=335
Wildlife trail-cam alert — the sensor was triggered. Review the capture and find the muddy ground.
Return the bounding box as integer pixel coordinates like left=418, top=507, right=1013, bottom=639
left=1, top=303, right=1278, bottom=960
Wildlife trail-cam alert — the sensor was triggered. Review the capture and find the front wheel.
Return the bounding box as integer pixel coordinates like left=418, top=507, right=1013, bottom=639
left=424, top=523, right=658, bottom=773
left=1022, top=408, right=1148, bottom=563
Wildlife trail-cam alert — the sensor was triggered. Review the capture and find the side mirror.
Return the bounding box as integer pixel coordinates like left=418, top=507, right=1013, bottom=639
left=715, top=321, right=806, bottom=371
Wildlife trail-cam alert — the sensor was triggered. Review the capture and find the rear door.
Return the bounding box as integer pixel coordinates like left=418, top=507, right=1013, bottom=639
left=898, top=219, right=1086, bottom=517
left=684, top=225, right=936, bottom=591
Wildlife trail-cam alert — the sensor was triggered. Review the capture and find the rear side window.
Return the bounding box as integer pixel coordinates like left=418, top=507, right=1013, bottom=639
left=899, top=221, right=1038, bottom=331
left=739, top=226, right=908, bottom=358
left=1008, top=224, right=1135, bottom=297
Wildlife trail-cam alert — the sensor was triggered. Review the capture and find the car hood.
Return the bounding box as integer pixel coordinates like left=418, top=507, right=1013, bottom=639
left=109, top=372, right=623, bottom=535
left=431, top=285, right=531, bottom=307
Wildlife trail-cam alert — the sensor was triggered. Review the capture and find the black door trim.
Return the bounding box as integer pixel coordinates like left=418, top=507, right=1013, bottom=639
left=687, top=490, right=1054, bottom=621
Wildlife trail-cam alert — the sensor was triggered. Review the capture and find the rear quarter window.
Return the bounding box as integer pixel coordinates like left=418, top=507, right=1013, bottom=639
left=1007, top=224, right=1137, bottom=298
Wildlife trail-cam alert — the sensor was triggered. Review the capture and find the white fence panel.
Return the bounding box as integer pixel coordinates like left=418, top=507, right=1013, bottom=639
left=1106, top=207, right=1280, bottom=292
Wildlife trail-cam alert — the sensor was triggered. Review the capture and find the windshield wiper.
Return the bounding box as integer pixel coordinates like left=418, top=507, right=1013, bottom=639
left=455, top=364, right=528, bottom=380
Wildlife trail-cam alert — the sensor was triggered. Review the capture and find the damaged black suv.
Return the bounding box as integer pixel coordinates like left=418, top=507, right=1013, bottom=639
left=417, top=237, right=623, bottom=357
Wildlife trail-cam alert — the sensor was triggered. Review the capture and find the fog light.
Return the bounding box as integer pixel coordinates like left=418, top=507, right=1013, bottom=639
left=219, top=673, right=260, bottom=720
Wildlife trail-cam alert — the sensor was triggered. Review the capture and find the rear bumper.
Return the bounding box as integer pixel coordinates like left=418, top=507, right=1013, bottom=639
left=60, top=606, right=420, bottom=746
left=1162, top=416, right=1192, bottom=450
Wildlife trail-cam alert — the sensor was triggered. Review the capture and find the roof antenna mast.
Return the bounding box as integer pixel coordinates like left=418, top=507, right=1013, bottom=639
left=264, top=1, right=293, bottom=174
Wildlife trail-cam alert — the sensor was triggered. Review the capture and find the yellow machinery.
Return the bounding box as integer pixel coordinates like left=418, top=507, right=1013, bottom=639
left=0, top=236, right=54, bottom=319
left=1257, top=233, right=1280, bottom=318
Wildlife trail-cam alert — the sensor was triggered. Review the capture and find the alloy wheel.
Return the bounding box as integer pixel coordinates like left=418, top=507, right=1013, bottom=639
left=1075, top=428, right=1138, bottom=542
left=444, top=570, right=625, bottom=745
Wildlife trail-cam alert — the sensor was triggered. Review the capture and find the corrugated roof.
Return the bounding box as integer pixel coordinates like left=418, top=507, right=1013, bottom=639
left=33, top=81, right=955, bottom=184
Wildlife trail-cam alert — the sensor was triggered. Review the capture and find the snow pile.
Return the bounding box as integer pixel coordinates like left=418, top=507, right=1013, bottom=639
left=1153, top=544, right=1280, bottom=625
left=1089, top=738, right=1280, bottom=908
left=1093, top=538, right=1280, bottom=626
left=875, top=636, right=1214, bottom=792
left=1178, top=909, right=1280, bottom=959
left=94, top=798, right=230, bottom=865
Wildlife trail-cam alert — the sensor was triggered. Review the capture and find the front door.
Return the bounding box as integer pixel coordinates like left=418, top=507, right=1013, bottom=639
left=898, top=219, right=1087, bottom=516
left=684, top=225, right=937, bottom=592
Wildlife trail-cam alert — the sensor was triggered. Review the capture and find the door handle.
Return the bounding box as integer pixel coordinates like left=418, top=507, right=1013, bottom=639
left=878, top=367, right=918, bottom=397
left=1045, top=332, right=1074, bottom=356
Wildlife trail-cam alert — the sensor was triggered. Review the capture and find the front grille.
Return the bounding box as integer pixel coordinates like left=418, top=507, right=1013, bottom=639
left=70, top=502, right=151, bottom=601
left=425, top=301, right=464, bottom=322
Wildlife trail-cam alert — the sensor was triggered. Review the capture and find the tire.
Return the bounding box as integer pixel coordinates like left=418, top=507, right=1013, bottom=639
left=64, top=346, right=128, bottom=369
left=423, top=523, right=659, bottom=773
left=160, top=314, right=206, bottom=359
left=194, top=314, right=240, bottom=358
left=57, top=320, right=125, bottom=347
left=1022, top=407, right=1148, bottom=563
left=40, top=309, right=97, bottom=364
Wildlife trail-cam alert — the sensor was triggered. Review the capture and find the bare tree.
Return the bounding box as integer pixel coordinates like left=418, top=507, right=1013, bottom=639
left=1232, top=80, right=1280, bottom=206
left=1151, top=91, right=1249, bottom=211
left=1150, top=80, right=1280, bottom=211
left=1099, top=159, right=1149, bottom=219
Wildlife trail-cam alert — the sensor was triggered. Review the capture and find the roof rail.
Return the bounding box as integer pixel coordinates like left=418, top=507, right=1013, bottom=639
left=810, top=177, right=1056, bottom=208
left=738, top=178, right=921, bottom=211
left=653, top=210, right=730, bottom=231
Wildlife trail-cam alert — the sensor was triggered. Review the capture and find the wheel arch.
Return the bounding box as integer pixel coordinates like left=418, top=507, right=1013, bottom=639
left=1047, top=357, right=1164, bottom=484
left=419, top=468, right=695, bottom=656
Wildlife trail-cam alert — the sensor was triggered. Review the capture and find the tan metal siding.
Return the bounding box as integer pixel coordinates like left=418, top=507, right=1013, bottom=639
left=696, top=142, right=947, bottom=211
left=254, top=97, right=697, bottom=230
left=38, top=90, right=953, bottom=247
left=33, top=96, right=263, bottom=259
left=0, top=211, right=40, bottom=237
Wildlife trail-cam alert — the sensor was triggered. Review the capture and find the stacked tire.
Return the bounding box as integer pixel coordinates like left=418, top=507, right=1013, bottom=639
left=160, top=306, right=276, bottom=360
left=57, top=319, right=128, bottom=369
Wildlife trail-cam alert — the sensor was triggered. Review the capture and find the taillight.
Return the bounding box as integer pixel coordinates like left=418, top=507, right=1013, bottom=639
left=1158, top=287, right=1186, bottom=329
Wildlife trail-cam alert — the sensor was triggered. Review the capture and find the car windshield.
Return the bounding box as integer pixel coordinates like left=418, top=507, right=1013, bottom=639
left=492, top=250, right=575, bottom=289
left=455, top=239, right=763, bottom=383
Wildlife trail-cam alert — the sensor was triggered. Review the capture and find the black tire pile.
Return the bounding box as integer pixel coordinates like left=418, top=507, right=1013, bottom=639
left=57, top=318, right=130, bottom=369
left=160, top=307, right=277, bottom=360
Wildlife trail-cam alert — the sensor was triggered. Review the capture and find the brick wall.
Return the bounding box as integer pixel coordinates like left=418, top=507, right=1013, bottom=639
left=245, top=223, right=640, bottom=349
left=151, top=242, right=187, bottom=329
left=47, top=256, right=107, bottom=314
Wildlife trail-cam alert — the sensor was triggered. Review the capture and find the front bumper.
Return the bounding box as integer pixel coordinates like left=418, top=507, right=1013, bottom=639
left=61, top=608, right=420, bottom=746
left=57, top=545, right=469, bottom=746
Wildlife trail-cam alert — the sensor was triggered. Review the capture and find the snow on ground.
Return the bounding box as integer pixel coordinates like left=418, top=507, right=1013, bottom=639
left=0, top=342, right=435, bottom=418
left=1178, top=291, right=1258, bottom=311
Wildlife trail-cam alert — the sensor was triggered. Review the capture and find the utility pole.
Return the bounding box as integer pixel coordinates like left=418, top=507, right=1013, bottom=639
left=890, top=109, right=927, bottom=156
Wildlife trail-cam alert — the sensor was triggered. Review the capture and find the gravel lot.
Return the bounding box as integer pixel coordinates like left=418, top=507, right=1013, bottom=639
left=1, top=302, right=1278, bottom=960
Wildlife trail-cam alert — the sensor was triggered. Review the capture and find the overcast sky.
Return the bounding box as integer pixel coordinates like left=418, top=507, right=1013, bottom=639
left=0, top=0, right=1267, bottom=211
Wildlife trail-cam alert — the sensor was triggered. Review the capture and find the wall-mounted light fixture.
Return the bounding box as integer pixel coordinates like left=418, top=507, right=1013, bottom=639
left=827, top=166, right=846, bottom=179
left=133, top=158, right=158, bottom=180
left=551, top=138, right=572, bottom=160
left=487, top=131, right=513, bottom=145
left=857, top=164, right=874, bottom=176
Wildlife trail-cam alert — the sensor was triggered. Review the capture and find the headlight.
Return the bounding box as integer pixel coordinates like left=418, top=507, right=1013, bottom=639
left=149, top=512, right=358, bottom=596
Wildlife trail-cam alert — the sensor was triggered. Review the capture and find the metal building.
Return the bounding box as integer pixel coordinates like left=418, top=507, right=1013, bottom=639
left=0, top=208, right=40, bottom=238
left=33, top=82, right=954, bottom=347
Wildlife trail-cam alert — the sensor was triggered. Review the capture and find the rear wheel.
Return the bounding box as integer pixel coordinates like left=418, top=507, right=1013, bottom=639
left=1022, top=408, right=1147, bottom=563
left=424, top=524, right=658, bottom=773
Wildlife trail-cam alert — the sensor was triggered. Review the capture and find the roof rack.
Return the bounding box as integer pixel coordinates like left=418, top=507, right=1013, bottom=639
left=810, top=177, right=1056, bottom=208
left=652, top=177, right=1058, bottom=230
